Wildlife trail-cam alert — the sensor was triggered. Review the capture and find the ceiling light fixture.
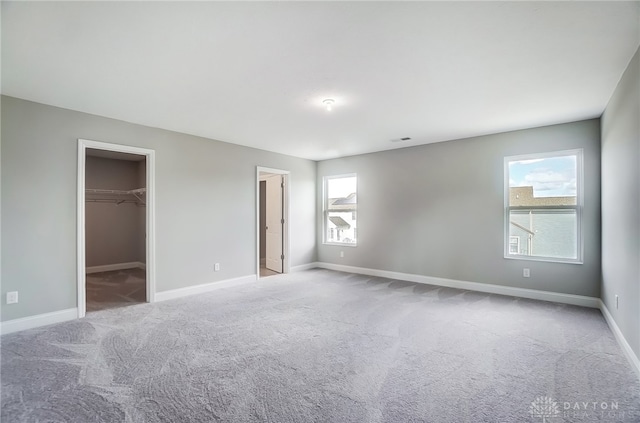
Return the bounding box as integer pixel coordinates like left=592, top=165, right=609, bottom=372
left=322, top=99, right=335, bottom=111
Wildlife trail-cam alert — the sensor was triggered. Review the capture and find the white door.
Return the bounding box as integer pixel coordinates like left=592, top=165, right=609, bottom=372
left=265, top=175, right=283, bottom=273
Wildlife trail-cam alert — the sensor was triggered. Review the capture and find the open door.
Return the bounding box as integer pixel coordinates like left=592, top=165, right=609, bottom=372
left=265, top=174, right=283, bottom=273
left=257, top=167, right=289, bottom=278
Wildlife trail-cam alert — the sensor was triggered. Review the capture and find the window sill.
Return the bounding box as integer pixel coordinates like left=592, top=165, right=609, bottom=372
left=323, top=242, right=358, bottom=248
left=504, top=254, right=583, bottom=265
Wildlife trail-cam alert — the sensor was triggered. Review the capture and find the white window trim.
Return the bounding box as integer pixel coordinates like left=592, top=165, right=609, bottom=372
left=503, top=149, right=584, bottom=264
left=323, top=173, right=358, bottom=247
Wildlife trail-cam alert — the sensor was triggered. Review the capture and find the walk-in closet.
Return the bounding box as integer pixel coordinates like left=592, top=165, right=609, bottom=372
left=85, top=149, right=147, bottom=312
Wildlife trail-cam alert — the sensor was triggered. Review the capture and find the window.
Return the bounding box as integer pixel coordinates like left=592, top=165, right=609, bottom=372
left=505, top=150, right=583, bottom=263
left=509, top=236, right=520, bottom=254
left=324, top=174, right=357, bottom=245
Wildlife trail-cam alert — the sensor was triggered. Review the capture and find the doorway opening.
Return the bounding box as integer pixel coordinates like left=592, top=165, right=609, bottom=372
left=77, top=139, right=156, bottom=318
left=257, top=167, right=290, bottom=278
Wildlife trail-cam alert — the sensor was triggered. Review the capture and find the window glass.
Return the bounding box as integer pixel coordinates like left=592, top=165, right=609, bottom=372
left=506, top=151, right=582, bottom=263
left=324, top=175, right=357, bottom=245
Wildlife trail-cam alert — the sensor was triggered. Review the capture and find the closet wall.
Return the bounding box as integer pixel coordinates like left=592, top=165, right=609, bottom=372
left=85, top=154, right=146, bottom=268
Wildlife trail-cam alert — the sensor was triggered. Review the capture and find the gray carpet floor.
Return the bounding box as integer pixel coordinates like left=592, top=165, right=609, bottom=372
left=86, top=268, right=146, bottom=312
left=2, top=269, right=639, bottom=422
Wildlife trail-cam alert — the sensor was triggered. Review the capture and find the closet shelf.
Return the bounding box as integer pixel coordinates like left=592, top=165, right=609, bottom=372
left=85, top=188, right=146, bottom=206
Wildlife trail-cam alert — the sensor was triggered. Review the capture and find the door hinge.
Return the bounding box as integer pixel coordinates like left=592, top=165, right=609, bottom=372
left=281, top=254, right=285, bottom=260
left=281, top=218, right=285, bottom=224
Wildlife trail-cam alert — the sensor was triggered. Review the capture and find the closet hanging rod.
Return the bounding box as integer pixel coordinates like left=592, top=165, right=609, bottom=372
left=85, top=198, right=144, bottom=205
left=85, top=188, right=146, bottom=195
left=85, top=188, right=146, bottom=206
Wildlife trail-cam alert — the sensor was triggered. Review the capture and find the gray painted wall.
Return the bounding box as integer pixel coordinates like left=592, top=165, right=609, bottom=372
left=85, top=156, right=144, bottom=267
left=1, top=96, right=316, bottom=322
left=317, top=119, right=602, bottom=297
left=601, top=47, right=640, bottom=359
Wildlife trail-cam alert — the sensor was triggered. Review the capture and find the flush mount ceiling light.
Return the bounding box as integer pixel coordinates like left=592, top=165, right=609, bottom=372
left=322, top=99, right=335, bottom=111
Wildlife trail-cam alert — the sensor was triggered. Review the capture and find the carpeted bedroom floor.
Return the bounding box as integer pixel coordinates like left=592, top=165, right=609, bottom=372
left=2, top=269, right=639, bottom=422
left=86, top=268, right=146, bottom=312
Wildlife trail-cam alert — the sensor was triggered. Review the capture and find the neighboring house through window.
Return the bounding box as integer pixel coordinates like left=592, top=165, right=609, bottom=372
left=324, top=174, right=357, bottom=245
left=505, top=150, right=583, bottom=263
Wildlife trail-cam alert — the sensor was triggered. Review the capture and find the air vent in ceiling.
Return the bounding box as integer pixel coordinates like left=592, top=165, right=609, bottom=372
left=391, top=137, right=412, bottom=143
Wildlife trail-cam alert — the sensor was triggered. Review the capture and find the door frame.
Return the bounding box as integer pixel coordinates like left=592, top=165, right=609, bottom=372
left=77, top=139, right=156, bottom=318
left=256, top=166, right=290, bottom=278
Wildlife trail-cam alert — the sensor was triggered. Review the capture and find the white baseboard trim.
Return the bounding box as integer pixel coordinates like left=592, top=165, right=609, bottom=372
left=599, top=300, right=640, bottom=379
left=155, top=274, right=257, bottom=302
left=291, top=262, right=320, bottom=272
left=1, top=308, right=78, bottom=335
left=86, top=261, right=145, bottom=274
left=315, top=262, right=600, bottom=308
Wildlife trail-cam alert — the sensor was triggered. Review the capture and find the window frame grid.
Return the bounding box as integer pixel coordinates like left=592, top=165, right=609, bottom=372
left=323, top=173, right=358, bottom=247
left=503, top=149, right=584, bottom=264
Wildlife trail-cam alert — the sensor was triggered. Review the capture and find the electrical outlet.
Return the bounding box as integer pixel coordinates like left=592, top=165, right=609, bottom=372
left=6, top=291, right=18, bottom=304
left=523, top=268, right=530, bottom=278
left=214, top=263, right=220, bottom=271
left=615, top=295, right=619, bottom=309
left=340, top=251, right=344, bottom=258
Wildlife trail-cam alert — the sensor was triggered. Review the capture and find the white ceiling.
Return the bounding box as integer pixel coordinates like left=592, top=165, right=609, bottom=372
left=2, top=2, right=639, bottom=161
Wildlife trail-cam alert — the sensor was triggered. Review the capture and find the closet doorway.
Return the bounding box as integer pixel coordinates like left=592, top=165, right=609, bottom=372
left=257, top=167, right=290, bottom=278
left=77, top=139, right=156, bottom=318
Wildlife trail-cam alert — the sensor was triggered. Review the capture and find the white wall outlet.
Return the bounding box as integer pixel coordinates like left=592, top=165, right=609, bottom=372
left=214, top=263, right=220, bottom=272
left=340, top=251, right=344, bottom=258
left=615, top=295, right=619, bottom=309
left=523, top=268, right=530, bottom=278
left=6, top=291, right=18, bottom=304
